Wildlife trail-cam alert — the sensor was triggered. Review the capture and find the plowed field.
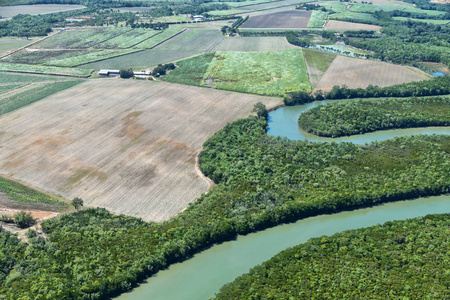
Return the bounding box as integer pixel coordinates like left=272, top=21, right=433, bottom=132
left=0, top=79, right=280, bottom=222
left=314, top=56, right=429, bottom=92
left=241, top=10, right=312, bottom=28
left=325, top=20, right=382, bottom=31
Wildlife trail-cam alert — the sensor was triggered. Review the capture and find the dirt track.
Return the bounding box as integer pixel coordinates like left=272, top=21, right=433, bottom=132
left=0, top=79, right=280, bottom=222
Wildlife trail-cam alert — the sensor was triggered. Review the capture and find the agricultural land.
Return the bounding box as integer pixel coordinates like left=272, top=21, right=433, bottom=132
left=0, top=79, right=280, bottom=222
left=240, top=10, right=312, bottom=28
left=314, top=55, right=429, bottom=92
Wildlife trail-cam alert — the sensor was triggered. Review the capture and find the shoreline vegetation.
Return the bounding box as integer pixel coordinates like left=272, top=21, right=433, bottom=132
left=298, top=96, right=450, bottom=137
left=213, top=213, right=450, bottom=299
left=2, top=106, right=449, bottom=298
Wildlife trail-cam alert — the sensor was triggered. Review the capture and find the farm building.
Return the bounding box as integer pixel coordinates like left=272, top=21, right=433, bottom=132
left=98, top=69, right=120, bottom=76
left=134, top=70, right=152, bottom=76
left=192, top=15, right=205, bottom=22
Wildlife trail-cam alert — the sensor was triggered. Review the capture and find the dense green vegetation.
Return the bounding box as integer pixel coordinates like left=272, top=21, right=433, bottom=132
left=299, top=96, right=450, bottom=137
left=1, top=111, right=449, bottom=298
left=0, top=175, right=69, bottom=211
left=214, top=213, right=450, bottom=299
left=285, top=75, right=450, bottom=105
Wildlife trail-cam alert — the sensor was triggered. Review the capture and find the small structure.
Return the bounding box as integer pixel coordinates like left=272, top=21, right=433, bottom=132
left=98, top=69, right=120, bottom=76
left=133, top=70, right=152, bottom=76
left=192, top=15, right=205, bottom=22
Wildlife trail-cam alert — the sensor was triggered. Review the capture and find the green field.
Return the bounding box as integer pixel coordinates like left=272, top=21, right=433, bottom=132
left=0, top=71, right=64, bottom=83
left=307, top=10, right=327, bottom=28
left=0, top=37, right=34, bottom=55
left=164, top=49, right=311, bottom=96
left=0, top=80, right=82, bottom=116
left=78, top=49, right=200, bottom=70
left=0, top=175, right=69, bottom=211
left=0, top=83, right=27, bottom=95
left=94, top=29, right=160, bottom=49
left=393, top=17, right=450, bottom=24
left=0, top=63, right=93, bottom=77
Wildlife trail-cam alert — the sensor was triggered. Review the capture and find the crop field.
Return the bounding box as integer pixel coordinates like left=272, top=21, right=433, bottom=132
left=165, top=49, right=311, bottom=96
left=154, top=29, right=224, bottom=52
left=307, top=11, right=327, bottom=28
left=78, top=50, right=199, bottom=69
left=2, top=27, right=186, bottom=68
left=35, top=28, right=132, bottom=49
left=314, top=55, right=429, bottom=92
left=0, top=38, right=33, bottom=55
left=302, top=48, right=336, bottom=87
left=0, top=79, right=280, bottom=222
left=214, top=37, right=296, bottom=52
left=241, top=10, right=312, bottom=28
left=0, top=63, right=93, bottom=77
left=0, top=80, right=82, bottom=116
left=0, top=4, right=85, bottom=18
left=325, top=20, right=382, bottom=31
left=0, top=83, right=27, bottom=95
left=238, top=0, right=301, bottom=10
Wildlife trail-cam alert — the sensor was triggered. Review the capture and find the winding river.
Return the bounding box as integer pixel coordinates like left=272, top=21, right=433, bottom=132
left=117, top=101, right=450, bottom=300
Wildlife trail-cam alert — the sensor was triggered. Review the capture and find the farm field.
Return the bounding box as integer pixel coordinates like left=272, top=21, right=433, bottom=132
left=165, top=49, right=311, bottom=96
left=213, top=37, right=296, bottom=52
left=325, top=20, right=381, bottom=31
left=0, top=4, right=85, bottom=18
left=314, top=55, right=429, bottom=92
left=154, top=29, right=224, bottom=52
left=235, top=6, right=297, bottom=17
left=0, top=62, right=93, bottom=77
left=237, top=0, right=301, bottom=10
left=0, top=79, right=280, bottom=222
left=240, top=10, right=312, bottom=28
left=0, top=38, right=34, bottom=55
left=79, top=49, right=199, bottom=69
left=307, top=11, right=328, bottom=28
left=1, top=27, right=186, bottom=67
left=302, top=48, right=336, bottom=87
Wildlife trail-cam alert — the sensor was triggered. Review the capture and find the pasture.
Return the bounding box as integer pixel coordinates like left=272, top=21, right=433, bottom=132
left=0, top=4, right=85, bottom=18
left=0, top=38, right=33, bottom=55
left=165, top=49, right=311, bottom=96
left=0, top=62, right=93, bottom=77
left=314, top=56, right=430, bottom=92
left=307, top=11, right=328, bottom=28
left=325, top=20, right=381, bottom=31
left=213, top=37, right=296, bottom=52
left=240, top=10, right=312, bottom=29
left=0, top=79, right=280, bottom=222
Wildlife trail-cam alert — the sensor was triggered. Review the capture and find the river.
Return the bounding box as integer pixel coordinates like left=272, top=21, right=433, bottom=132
left=117, top=101, right=450, bottom=300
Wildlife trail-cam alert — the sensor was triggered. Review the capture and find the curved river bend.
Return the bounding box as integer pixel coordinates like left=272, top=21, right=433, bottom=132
left=118, top=101, right=450, bottom=300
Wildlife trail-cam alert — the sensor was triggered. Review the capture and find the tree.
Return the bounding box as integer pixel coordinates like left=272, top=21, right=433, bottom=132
left=14, top=211, right=35, bottom=229
left=72, top=197, right=84, bottom=210
left=120, top=69, right=134, bottom=79
left=252, top=102, right=268, bottom=119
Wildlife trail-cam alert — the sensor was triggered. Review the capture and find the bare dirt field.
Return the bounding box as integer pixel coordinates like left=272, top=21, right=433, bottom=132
left=430, top=0, right=449, bottom=3
left=325, top=20, right=382, bottom=31
left=236, top=6, right=297, bottom=17
left=314, top=56, right=429, bottom=92
left=214, top=37, right=296, bottom=51
left=353, top=0, right=414, bottom=5
left=0, top=79, right=280, bottom=222
left=0, top=4, right=85, bottom=18
left=241, top=10, right=312, bottom=28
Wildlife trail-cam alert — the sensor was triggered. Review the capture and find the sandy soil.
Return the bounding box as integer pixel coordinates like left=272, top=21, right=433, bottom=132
left=314, top=56, right=430, bottom=92
left=0, top=79, right=280, bottom=222
left=325, top=20, right=382, bottom=31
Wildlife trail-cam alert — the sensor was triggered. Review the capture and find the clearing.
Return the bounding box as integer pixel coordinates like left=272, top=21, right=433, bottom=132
left=0, top=79, right=280, bottom=222
left=325, top=20, right=381, bottom=31
left=314, top=55, right=430, bottom=92
left=241, top=10, right=312, bottom=29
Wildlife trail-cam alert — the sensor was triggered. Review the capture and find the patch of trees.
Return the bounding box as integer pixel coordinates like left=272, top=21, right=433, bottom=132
left=120, top=69, right=134, bottom=79
left=213, top=213, right=450, bottom=299
left=284, top=75, right=450, bottom=105
left=285, top=32, right=312, bottom=47
left=344, top=30, right=378, bottom=39
left=0, top=14, right=59, bottom=38
left=298, top=96, right=450, bottom=137
left=221, top=16, right=248, bottom=35
left=152, top=63, right=176, bottom=77
left=0, top=211, right=35, bottom=228
left=1, top=104, right=449, bottom=298
left=296, top=3, right=326, bottom=11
